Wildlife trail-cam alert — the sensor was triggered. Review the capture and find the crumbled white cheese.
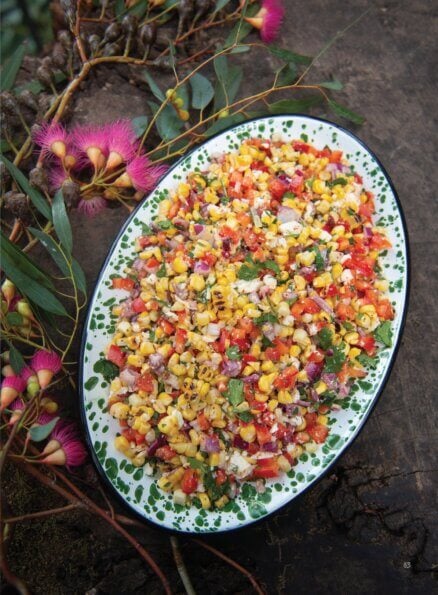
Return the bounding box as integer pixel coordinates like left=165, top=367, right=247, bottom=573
left=263, top=275, right=277, bottom=290
left=341, top=269, right=353, bottom=284
left=227, top=452, right=254, bottom=479
left=234, top=279, right=262, bottom=294
left=279, top=221, right=303, bottom=236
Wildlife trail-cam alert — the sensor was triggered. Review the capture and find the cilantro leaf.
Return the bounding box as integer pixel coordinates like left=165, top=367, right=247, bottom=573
left=357, top=353, right=377, bottom=369
left=225, top=379, right=244, bottom=407
left=93, top=358, right=120, bottom=382
left=157, top=263, right=166, bottom=278
left=156, top=220, right=173, bottom=230
left=255, top=312, right=278, bottom=326
left=261, top=335, right=274, bottom=349
left=310, top=245, right=325, bottom=271
left=324, top=345, right=346, bottom=373
left=317, top=327, right=333, bottom=350
left=327, top=177, right=348, bottom=188
left=235, top=410, right=255, bottom=422
left=263, top=260, right=281, bottom=274
left=226, top=346, right=242, bottom=360
left=373, top=321, right=393, bottom=347
left=238, top=263, right=260, bottom=280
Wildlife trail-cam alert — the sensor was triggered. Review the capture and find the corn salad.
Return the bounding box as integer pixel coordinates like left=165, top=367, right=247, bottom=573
left=105, top=136, right=394, bottom=509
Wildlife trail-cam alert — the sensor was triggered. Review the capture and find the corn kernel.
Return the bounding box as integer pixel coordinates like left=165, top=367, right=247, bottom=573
left=348, top=347, right=361, bottom=360
left=114, top=435, right=130, bottom=452
left=172, top=256, right=188, bottom=274
left=189, top=273, right=206, bottom=292
left=198, top=493, right=211, bottom=509
left=261, top=360, right=275, bottom=373
left=344, top=332, right=359, bottom=345
left=314, top=381, right=327, bottom=395
left=268, top=399, right=278, bottom=411
left=258, top=373, right=277, bottom=393
left=312, top=179, right=326, bottom=194
left=109, top=402, right=130, bottom=420
left=317, top=414, right=328, bottom=425
left=239, top=424, right=256, bottom=442
left=278, top=390, right=293, bottom=404
left=209, top=453, right=220, bottom=466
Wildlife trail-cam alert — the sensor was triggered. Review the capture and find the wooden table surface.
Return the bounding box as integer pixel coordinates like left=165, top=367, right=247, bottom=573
left=7, top=1, right=437, bottom=593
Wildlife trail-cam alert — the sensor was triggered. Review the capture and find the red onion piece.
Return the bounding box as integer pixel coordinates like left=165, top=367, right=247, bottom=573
left=221, top=360, right=241, bottom=377
left=311, top=294, right=334, bottom=316
left=278, top=205, right=300, bottom=223
left=147, top=434, right=167, bottom=456
left=261, top=441, right=278, bottom=452
left=194, top=224, right=205, bottom=235
left=242, top=373, right=260, bottom=383
left=203, top=435, right=220, bottom=453
left=321, top=372, right=338, bottom=390
left=304, top=361, right=323, bottom=382
left=338, top=383, right=350, bottom=398
left=120, top=368, right=140, bottom=387
left=364, top=226, right=373, bottom=238
left=233, top=436, right=249, bottom=450
left=296, top=399, right=311, bottom=407
left=193, top=260, right=211, bottom=275
left=149, top=353, right=165, bottom=374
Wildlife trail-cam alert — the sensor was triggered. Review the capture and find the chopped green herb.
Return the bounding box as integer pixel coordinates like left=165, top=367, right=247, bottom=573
left=235, top=410, right=255, bottom=422
left=255, top=312, right=278, bottom=326
left=310, top=245, right=325, bottom=271
left=225, top=379, right=244, bottom=407
left=156, top=263, right=166, bottom=278
left=374, top=321, right=393, bottom=347
left=357, top=353, right=377, bottom=369
left=317, top=326, right=333, bottom=350
left=324, top=345, right=346, bottom=373
left=327, top=177, right=348, bottom=188
left=283, top=191, right=296, bottom=200
left=261, top=335, right=274, bottom=349
left=226, top=346, right=242, bottom=361
left=156, top=220, right=173, bottom=230
left=237, top=263, right=260, bottom=281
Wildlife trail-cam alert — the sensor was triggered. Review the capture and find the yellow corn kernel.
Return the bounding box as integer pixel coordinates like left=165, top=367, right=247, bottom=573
left=211, top=419, right=227, bottom=428
left=344, top=332, right=359, bottom=345
left=297, top=250, right=315, bottom=267
left=215, top=495, right=229, bottom=509
left=189, top=429, right=199, bottom=445
left=250, top=343, right=261, bottom=358
left=268, top=399, right=278, bottom=411
left=158, top=392, right=173, bottom=406
left=314, top=381, right=327, bottom=395
left=239, top=424, right=256, bottom=443
left=296, top=419, right=307, bottom=431
left=289, top=345, right=301, bottom=357
left=356, top=313, right=371, bottom=329
left=126, top=354, right=144, bottom=368
left=261, top=360, right=275, bottom=373
left=172, top=256, right=188, bottom=274
left=177, top=182, right=190, bottom=199
left=316, top=200, right=331, bottom=214
left=304, top=441, right=318, bottom=453
left=195, top=311, right=211, bottom=327
left=375, top=279, right=389, bottom=292
left=258, top=373, right=277, bottom=393
left=189, top=273, right=206, bottom=292
left=332, top=262, right=343, bottom=281
left=348, top=347, right=361, bottom=360
left=209, top=452, right=220, bottom=466
left=312, top=179, right=326, bottom=195
left=313, top=272, right=333, bottom=288
left=114, top=435, right=130, bottom=452
left=182, top=408, right=197, bottom=421
left=158, top=415, right=178, bottom=435
left=293, top=328, right=310, bottom=348
left=255, top=392, right=269, bottom=402
left=317, top=414, right=328, bottom=426
left=298, top=153, right=309, bottom=166
left=296, top=370, right=309, bottom=383
left=360, top=304, right=377, bottom=316
left=109, top=402, right=130, bottom=420
left=278, top=390, right=293, bottom=404
left=170, top=364, right=186, bottom=376
left=198, top=493, right=211, bottom=509
left=278, top=454, right=292, bottom=472
left=139, top=341, right=155, bottom=356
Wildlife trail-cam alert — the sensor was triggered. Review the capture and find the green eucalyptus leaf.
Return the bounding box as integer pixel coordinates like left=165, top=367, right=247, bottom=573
left=28, top=227, right=86, bottom=295
left=213, top=0, right=232, bottom=13
left=268, top=96, right=323, bottom=114
left=52, top=190, right=73, bottom=255
left=275, top=62, right=298, bottom=87
left=1, top=231, right=54, bottom=290
left=224, top=19, right=252, bottom=47
left=148, top=101, right=183, bottom=141
left=0, top=156, right=52, bottom=220
left=131, top=115, right=149, bottom=138
left=328, top=99, right=365, bottom=125
left=213, top=56, right=243, bottom=111
left=6, top=312, right=24, bottom=326
left=229, top=45, right=250, bottom=54
left=29, top=417, right=60, bottom=442
left=9, top=344, right=25, bottom=374
left=318, top=79, right=343, bottom=90
left=1, top=250, right=68, bottom=317
left=190, top=73, right=214, bottom=110
left=204, top=113, right=245, bottom=137
left=1, top=43, right=26, bottom=91
left=268, top=45, right=312, bottom=64
left=15, top=72, right=66, bottom=95
left=143, top=71, right=165, bottom=101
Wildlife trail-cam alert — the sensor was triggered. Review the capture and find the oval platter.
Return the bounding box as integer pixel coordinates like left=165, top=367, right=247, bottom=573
left=80, top=114, right=409, bottom=533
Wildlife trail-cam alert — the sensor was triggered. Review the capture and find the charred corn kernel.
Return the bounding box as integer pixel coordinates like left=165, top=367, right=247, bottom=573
left=344, top=332, right=359, bottom=344
left=261, top=360, right=275, bottom=373
left=294, top=274, right=306, bottom=291
left=348, top=347, right=361, bottom=360
left=114, top=435, right=130, bottom=452
left=312, top=179, right=326, bottom=194
left=314, top=381, right=327, bottom=395
left=189, top=429, right=199, bottom=445
left=239, top=424, right=256, bottom=442
left=278, top=390, right=293, bottom=404
left=198, top=493, right=211, bottom=509
left=189, top=274, right=205, bottom=292
left=215, top=495, right=229, bottom=509
left=110, top=402, right=130, bottom=420
left=177, top=182, right=190, bottom=199
left=278, top=454, right=292, bottom=472
left=172, top=256, right=188, bottom=273
left=258, top=373, right=277, bottom=393
left=268, top=399, right=278, bottom=411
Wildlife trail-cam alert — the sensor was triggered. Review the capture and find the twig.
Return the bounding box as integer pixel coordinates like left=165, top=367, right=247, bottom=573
left=192, top=538, right=265, bottom=595
left=170, top=536, right=197, bottom=595
left=3, top=503, right=81, bottom=524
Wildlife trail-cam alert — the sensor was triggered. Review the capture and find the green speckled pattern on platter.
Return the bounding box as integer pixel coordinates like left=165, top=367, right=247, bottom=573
left=80, top=115, right=408, bottom=533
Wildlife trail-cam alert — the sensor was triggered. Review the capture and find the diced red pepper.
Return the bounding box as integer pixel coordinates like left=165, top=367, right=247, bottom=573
left=269, top=178, right=289, bottom=200
left=197, top=412, right=210, bottom=431
left=107, top=344, right=126, bottom=368
left=112, top=277, right=135, bottom=291
left=181, top=469, right=198, bottom=494
left=132, top=297, right=147, bottom=313
left=156, top=446, right=177, bottom=461
left=137, top=373, right=156, bottom=392
left=215, top=469, right=228, bottom=486
left=255, top=424, right=272, bottom=446
left=158, top=318, right=175, bottom=335
left=253, top=457, right=280, bottom=479
left=174, top=328, right=187, bottom=354
left=274, top=366, right=298, bottom=390
left=307, top=424, right=329, bottom=444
